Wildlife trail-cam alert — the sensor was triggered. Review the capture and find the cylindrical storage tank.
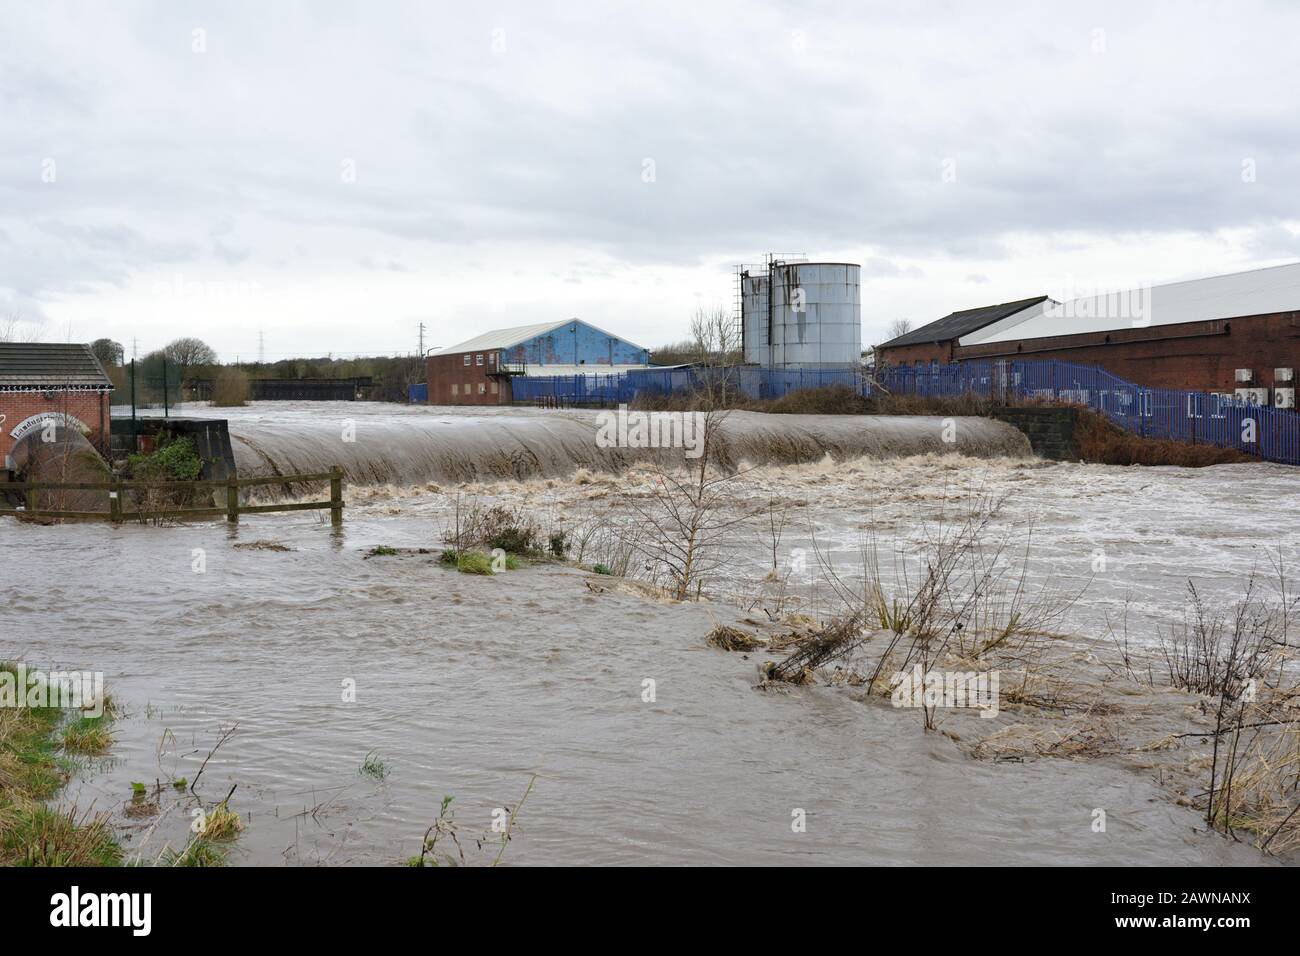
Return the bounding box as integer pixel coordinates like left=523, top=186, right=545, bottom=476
left=769, top=262, right=861, bottom=368
left=740, top=271, right=770, bottom=366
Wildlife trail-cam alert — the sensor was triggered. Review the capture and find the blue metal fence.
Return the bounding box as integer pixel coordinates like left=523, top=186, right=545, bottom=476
left=510, top=360, right=1300, bottom=465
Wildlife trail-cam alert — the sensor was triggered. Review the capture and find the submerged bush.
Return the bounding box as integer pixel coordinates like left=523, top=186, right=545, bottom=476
left=212, top=367, right=250, bottom=407
left=456, top=551, right=493, bottom=575
left=127, top=436, right=202, bottom=482
left=549, top=533, right=569, bottom=558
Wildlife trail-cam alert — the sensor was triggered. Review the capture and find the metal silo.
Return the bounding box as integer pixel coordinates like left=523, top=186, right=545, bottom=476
left=740, top=257, right=861, bottom=368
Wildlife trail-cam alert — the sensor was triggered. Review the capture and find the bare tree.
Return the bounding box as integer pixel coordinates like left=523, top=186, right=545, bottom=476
left=163, top=336, right=217, bottom=372
left=688, top=304, right=742, bottom=407
left=887, top=318, right=913, bottom=340
left=0, top=312, right=46, bottom=343
left=90, top=338, right=125, bottom=367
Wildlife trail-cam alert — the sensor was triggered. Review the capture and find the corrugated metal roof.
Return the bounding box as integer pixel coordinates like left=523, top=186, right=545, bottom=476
left=962, top=261, right=1300, bottom=346
left=433, top=320, right=573, bottom=355
left=0, top=342, right=113, bottom=388
left=521, top=364, right=656, bottom=376
left=880, top=296, right=1049, bottom=348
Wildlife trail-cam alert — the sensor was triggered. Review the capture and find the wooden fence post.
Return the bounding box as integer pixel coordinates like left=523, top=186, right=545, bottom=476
left=110, top=480, right=122, bottom=524
left=330, top=466, right=343, bottom=526
left=227, top=475, right=239, bottom=524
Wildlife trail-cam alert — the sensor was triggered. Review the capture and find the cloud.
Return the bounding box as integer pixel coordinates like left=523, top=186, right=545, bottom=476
left=3, top=1, right=1299, bottom=352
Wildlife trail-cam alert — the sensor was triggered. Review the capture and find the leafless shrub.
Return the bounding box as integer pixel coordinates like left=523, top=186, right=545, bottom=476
left=625, top=409, right=752, bottom=600
left=1159, top=577, right=1281, bottom=697
left=706, top=624, right=764, bottom=652
left=789, top=490, right=1081, bottom=729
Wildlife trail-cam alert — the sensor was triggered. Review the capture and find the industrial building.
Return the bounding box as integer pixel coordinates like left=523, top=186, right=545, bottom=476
left=878, top=262, right=1300, bottom=407
left=956, top=262, right=1300, bottom=404
left=426, top=318, right=650, bottom=405
left=738, top=257, right=862, bottom=368
left=0, top=343, right=114, bottom=472
left=874, top=296, right=1050, bottom=368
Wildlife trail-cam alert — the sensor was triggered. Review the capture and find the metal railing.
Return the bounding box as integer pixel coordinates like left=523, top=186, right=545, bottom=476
left=512, top=360, right=1300, bottom=465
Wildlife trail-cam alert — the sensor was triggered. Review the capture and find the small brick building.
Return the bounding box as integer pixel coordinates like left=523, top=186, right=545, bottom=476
left=426, top=319, right=649, bottom=405
left=1, top=343, right=113, bottom=471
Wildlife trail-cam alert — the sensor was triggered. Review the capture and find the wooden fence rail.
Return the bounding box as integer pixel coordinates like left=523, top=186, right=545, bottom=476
left=0, top=466, right=344, bottom=526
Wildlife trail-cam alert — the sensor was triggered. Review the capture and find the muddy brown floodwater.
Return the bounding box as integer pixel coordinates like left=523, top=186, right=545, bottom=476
left=0, top=510, right=1275, bottom=866
left=6, top=401, right=1292, bottom=865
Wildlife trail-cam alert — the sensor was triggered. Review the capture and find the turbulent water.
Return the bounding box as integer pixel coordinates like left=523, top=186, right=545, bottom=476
left=185, top=401, right=1031, bottom=485
left=6, top=401, right=1293, bottom=865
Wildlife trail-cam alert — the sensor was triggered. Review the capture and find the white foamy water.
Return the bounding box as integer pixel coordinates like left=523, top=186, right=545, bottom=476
left=168, top=400, right=1030, bottom=485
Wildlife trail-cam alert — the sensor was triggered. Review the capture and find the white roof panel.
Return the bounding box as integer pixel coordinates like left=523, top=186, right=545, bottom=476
left=434, top=320, right=572, bottom=355
left=960, top=261, right=1300, bottom=346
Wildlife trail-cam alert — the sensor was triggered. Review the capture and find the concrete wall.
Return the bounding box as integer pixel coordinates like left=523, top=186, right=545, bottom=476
left=958, top=312, right=1300, bottom=392
left=992, top=407, right=1079, bottom=461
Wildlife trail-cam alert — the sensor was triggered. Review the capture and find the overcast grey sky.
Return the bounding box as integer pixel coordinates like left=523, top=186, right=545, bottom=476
left=2, top=0, right=1298, bottom=360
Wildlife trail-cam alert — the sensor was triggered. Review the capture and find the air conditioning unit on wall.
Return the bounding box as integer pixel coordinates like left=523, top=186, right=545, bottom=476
left=1276, top=367, right=1295, bottom=383
left=1235, top=387, right=1270, bottom=406
left=1276, top=388, right=1296, bottom=409
left=1235, top=368, right=1254, bottom=383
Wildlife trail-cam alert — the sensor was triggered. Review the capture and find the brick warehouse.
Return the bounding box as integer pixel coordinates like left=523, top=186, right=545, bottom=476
left=880, top=262, right=1300, bottom=400
left=426, top=318, right=650, bottom=405
left=875, top=295, right=1049, bottom=368
left=0, top=343, right=114, bottom=471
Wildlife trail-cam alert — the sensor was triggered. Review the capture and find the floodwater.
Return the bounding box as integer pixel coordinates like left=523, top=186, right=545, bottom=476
left=5, top=401, right=1291, bottom=865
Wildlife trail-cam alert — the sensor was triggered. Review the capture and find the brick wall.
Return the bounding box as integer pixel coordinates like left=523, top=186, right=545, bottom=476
left=425, top=352, right=508, bottom=405
left=957, top=312, right=1300, bottom=391
left=0, top=390, right=110, bottom=465
left=875, top=340, right=956, bottom=368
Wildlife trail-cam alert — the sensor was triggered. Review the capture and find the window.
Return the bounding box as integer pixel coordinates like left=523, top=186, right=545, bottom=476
left=451, top=383, right=459, bottom=396
left=478, top=383, right=486, bottom=394
left=476, top=354, right=484, bottom=366
left=463, top=354, right=470, bottom=366
left=488, top=353, right=496, bottom=365
left=490, top=381, right=498, bottom=394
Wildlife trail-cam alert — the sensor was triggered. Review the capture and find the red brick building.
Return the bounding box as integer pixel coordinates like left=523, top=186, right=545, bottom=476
left=954, top=263, right=1300, bottom=399
left=875, top=296, right=1049, bottom=368
left=1, top=343, right=113, bottom=471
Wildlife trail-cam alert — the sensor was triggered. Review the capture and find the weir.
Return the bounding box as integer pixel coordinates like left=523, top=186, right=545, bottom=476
left=213, top=407, right=1032, bottom=487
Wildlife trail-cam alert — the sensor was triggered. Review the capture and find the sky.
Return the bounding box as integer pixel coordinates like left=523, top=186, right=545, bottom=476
left=2, top=0, right=1299, bottom=361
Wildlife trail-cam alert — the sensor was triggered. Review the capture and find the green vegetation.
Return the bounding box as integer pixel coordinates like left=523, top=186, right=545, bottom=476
left=196, top=801, right=243, bottom=841
left=126, top=436, right=202, bottom=482
left=455, top=551, right=493, bottom=575
left=360, top=750, right=389, bottom=780
left=0, top=663, right=122, bottom=867
left=160, top=838, right=227, bottom=867
left=61, top=715, right=112, bottom=755
left=366, top=545, right=399, bottom=557
left=439, top=548, right=459, bottom=565
left=593, top=563, right=613, bottom=576
left=549, top=533, right=568, bottom=558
